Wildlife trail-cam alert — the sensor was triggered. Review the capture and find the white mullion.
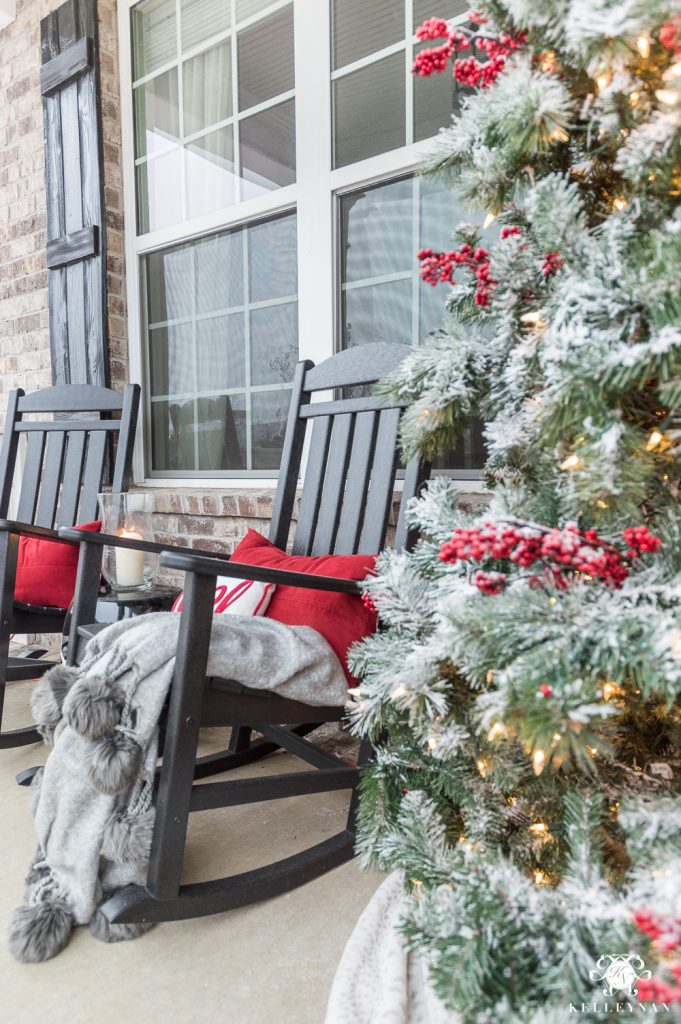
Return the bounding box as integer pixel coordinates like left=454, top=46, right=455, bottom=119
left=294, top=0, right=332, bottom=368
left=119, top=0, right=147, bottom=483
left=330, top=40, right=405, bottom=80
left=343, top=270, right=413, bottom=291
left=148, top=291, right=297, bottom=329
left=190, top=243, right=200, bottom=471
left=134, top=187, right=296, bottom=254
left=405, top=0, right=414, bottom=147
left=174, top=0, right=187, bottom=223
left=242, top=226, right=252, bottom=471
left=230, top=0, right=241, bottom=204
left=411, top=175, right=421, bottom=345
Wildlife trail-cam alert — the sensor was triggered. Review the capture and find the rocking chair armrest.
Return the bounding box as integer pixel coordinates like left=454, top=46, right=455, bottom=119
left=0, top=519, right=65, bottom=541
left=160, top=550, right=365, bottom=595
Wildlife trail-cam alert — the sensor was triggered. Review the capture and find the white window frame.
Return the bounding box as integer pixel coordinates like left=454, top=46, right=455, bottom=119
left=119, top=0, right=478, bottom=488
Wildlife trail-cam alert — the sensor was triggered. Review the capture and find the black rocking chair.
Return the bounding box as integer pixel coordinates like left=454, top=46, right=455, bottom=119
left=0, top=383, right=140, bottom=748
left=59, top=343, right=429, bottom=925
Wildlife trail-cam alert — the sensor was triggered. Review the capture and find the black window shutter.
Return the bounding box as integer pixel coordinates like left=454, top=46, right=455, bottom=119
left=40, top=0, right=108, bottom=387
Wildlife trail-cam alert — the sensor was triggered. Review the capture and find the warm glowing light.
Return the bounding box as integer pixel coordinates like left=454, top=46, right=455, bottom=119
left=560, top=453, right=583, bottom=471
left=529, top=822, right=548, bottom=834
left=596, top=499, right=609, bottom=509
left=602, top=681, right=622, bottom=701
left=486, top=668, right=494, bottom=684
left=488, top=722, right=506, bottom=742
left=508, top=796, right=517, bottom=806
left=534, top=870, right=548, bottom=885
left=347, top=687, right=362, bottom=699
left=587, top=746, right=598, bottom=757
left=549, top=125, right=569, bottom=143
left=521, top=310, right=543, bottom=324
left=613, top=196, right=627, bottom=211
left=477, top=758, right=489, bottom=777
left=646, top=429, right=664, bottom=451
left=549, top=596, right=557, bottom=605
left=552, top=732, right=562, bottom=745
left=636, top=35, right=650, bottom=58
left=533, top=749, right=546, bottom=776
left=629, top=91, right=640, bottom=108
left=596, top=73, right=610, bottom=92
left=656, top=88, right=679, bottom=106
left=483, top=211, right=497, bottom=229
left=427, top=735, right=439, bottom=751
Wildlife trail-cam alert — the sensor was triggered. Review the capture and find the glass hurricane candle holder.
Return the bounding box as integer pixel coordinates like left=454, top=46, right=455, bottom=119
left=98, top=492, right=157, bottom=592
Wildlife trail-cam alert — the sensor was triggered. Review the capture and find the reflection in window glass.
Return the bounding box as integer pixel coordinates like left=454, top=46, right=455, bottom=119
left=132, top=0, right=295, bottom=233
left=339, top=175, right=486, bottom=471
left=333, top=53, right=405, bottom=168
left=332, top=0, right=404, bottom=71
left=145, top=212, right=297, bottom=474
left=331, top=0, right=470, bottom=169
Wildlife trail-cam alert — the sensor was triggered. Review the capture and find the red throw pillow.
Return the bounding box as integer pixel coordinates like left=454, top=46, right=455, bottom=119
left=14, top=521, right=102, bottom=609
left=230, top=529, right=377, bottom=685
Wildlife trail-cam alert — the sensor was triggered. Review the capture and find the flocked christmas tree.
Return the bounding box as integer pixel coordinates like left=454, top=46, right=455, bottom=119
left=349, top=2, right=681, bottom=1020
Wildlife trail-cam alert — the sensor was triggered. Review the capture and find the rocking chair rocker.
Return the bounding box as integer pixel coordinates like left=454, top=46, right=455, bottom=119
left=0, top=383, right=140, bottom=748
left=58, top=343, right=429, bottom=925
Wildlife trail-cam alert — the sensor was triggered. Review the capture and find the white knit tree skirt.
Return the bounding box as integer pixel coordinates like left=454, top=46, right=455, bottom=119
left=325, top=872, right=460, bottom=1024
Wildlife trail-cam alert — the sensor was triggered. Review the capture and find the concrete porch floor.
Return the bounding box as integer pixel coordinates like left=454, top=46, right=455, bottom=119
left=0, top=677, right=383, bottom=1024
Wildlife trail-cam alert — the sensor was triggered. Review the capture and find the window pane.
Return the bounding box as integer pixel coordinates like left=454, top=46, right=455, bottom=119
left=185, top=128, right=236, bottom=218
left=341, top=176, right=412, bottom=283
left=251, top=390, right=290, bottom=470
left=250, top=303, right=298, bottom=385
left=343, top=281, right=412, bottom=347
left=333, top=54, right=405, bottom=168
left=332, top=0, right=404, bottom=71
left=147, top=244, right=193, bottom=323
left=338, top=175, right=485, bottom=471
left=145, top=213, right=297, bottom=474
left=181, top=0, right=230, bottom=52
left=132, top=0, right=176, bottom=79
left=248, top=214, right=297, bottom=302
left=238, top=5, right=294, bottom=110
left=195, top=231, right=244, bottom=313
left=413, top=0, right=469, bottom=27
left=183, top=42, right=232, bottom=135
left=134, top=69, right=179, bottom=157
left=414, top=64, right=458, bottom=143
left=149, top=323, right=193, bottom=395
left=136, top=151, right=183, bottom=234
left=196, top=314, right=246, bottom=389
left=240, top=99, right=296, bottom=197
left=236, top=0, right=275, bottom=20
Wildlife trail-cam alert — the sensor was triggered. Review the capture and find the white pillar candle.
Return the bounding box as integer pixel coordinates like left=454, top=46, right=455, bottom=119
left=115, top=529, right=145, bottom=587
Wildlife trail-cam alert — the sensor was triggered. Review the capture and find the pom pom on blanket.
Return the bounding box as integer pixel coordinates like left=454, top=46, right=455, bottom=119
left=63, top=676, right=124, bottom=740
left=89, top=732, right=143, bottom=795
left=8, top=898, right=73, bottom=963
left=101, top=808, right=155, bottom=864
left=31, top=665, right=79, bottom=743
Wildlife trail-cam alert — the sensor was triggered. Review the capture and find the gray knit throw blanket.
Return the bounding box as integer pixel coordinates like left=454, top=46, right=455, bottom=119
left=9, top=612, right=347, bottom=963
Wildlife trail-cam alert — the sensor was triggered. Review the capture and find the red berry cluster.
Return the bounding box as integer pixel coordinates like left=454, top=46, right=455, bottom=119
left=453, top=54, right=506, bottom=88
left=538, top=683, right=553, bottom=697
left=417, top=244, right=495, bottom=306
left=660, top=16, right=681, bottom=52
left=542, top=250, right=564, bottom=277
left=471, top=570, right=507, bottom=595
left=412, top=18, right=525, bottom=90
left=622, top=526, right=662, bottom=558
left=634, top=909, right=681, bottom=952
left=438, top=520, right=655, bottom=589
left=637, top=976, right=681, bottom=1004
left=361, top=591, right=377, bottom=615
left=501, top=225, right=522, bottom=239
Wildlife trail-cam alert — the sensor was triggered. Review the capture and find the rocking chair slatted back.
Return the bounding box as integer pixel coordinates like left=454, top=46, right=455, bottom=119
left=0, top=383, right=140, bottom=530
left=268, top=343, right=428, bottom=558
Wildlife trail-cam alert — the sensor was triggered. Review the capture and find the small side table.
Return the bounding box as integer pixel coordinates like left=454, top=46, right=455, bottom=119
left=96, top=584, right=182, bottom=622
